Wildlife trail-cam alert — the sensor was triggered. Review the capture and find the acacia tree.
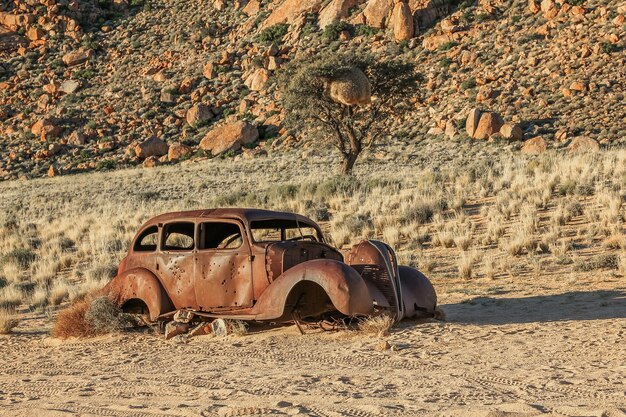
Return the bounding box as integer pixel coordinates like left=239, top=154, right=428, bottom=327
left=280, top=50, right=422, bottom=174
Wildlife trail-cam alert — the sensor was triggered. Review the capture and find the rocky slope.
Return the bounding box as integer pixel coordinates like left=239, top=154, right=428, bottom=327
left=0, top=0, right=624, bottom=180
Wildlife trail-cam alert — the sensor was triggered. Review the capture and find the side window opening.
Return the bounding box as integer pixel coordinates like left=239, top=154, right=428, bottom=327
left=162, top=222, right=195, bottom=251
left=134, top=226, right=159, bottom=252
left=199, top=222, right=243, bottom=250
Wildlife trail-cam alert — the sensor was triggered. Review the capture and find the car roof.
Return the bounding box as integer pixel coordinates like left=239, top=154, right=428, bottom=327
left=144, top=208, right=318, bottom=227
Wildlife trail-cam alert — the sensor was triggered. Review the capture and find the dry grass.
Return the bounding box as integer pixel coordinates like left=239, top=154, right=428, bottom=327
left=0, top=308, right=19, bottom=334
left=0, top=146, right=625, bottom=323
left=358, top=315, right=393, bottom=338
left=52, top=297, right=95, bottom=339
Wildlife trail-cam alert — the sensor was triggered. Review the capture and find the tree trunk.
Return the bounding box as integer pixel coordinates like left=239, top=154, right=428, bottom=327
left=340, top=151, right=359, bottom=175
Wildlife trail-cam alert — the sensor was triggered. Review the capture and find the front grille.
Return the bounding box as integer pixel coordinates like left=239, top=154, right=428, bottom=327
left=360, top=264, right=398, bottom=313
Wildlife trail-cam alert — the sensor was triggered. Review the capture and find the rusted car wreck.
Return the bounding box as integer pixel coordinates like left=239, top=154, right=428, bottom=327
left=103, top=208, right=437, bottom=331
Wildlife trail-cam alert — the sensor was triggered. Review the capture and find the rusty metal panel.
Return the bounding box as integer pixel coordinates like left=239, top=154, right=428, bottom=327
left=195, top=250, right=252, bottom=309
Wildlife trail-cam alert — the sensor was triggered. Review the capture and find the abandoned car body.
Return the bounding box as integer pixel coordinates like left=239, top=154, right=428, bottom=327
left=103, top=208, right=437, bottom=325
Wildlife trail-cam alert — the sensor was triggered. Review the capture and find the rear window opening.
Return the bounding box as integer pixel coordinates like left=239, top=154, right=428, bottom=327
left=134, top=226, right=159, bottom=252
left=250, top=219, right=321, bottom=243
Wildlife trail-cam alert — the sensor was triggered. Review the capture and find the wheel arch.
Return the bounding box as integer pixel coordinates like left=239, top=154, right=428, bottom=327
left=250, top=259, right=374, bottom=321
left=101, top=268, right=174, bottom=321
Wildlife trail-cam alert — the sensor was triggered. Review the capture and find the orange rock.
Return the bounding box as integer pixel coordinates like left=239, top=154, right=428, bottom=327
left=521, top=136, right=547, bottom=154
left=391, top=1, right=414, bottom=41
left=465, top=108, right=482, bottom=137
left=199, top=121, right=259, bottom=156
left=363, top=0, right=393, bottom=28
left=473, top=111, right=504, bottom=140
left=568, top=136, right=600, bottom=153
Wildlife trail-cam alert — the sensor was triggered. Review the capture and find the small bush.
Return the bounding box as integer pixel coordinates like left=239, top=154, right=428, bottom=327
left=2, top=248, right=36, bottom=270
left=461, top=77, right=477, bottom=90
left=353, top=24, right=378, bottom=37
left=438, top=41, right=459, bottom=51
left=323, top=20, right=352, bottom=41
left=601, top=42, right=618, bottom=54
left=53, top=296, right=132, bottom=339
left=0, top=309, right=19, bottom=334
left=258, top=23, right=289, bottom=43
left=574, top=254, right=619, bottom=272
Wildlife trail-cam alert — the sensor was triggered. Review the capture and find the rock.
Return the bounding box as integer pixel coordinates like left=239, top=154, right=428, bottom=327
left=528, top=0, right=539, bottom=13
left=135, top=136, right=169, bottom=159
left=444, top=119, right=457, bottom=138
left=375, top=340, right=391, bottom=351
left=199, top=121, right=259, bottom=156
left=500, top=123, right=523, bottom=141
left=168, top=143, right=193, bottom=161
left=67, top=131, right=86, bottom=146
left=318, top=0, right=358, bottom=28
left=465, top=108, right=482, bottom=137
left=364, top=0, right=393, bottom=28
left=326, top=67, right=372, bottom=106
left=160, top=89, right=176, bottom=103
left=569, top=81, right=586, bottom=92
left=60, top=80, right=80, bottom=94
left=62, top=49, right=92, bottom=67
left=263, top=0, right=323, bottom=26
left=202, top=62, right=216, bottom=80
left=142, top=155, right=161, bottom=168
left=391, top=1, right=414, bottom=41
left=164, top=321, right=189, bottom=340
left=521, top=136, right=547, bottom=154
left=47, top=164, right=59, bottom=177
left=48, top=143, right=62, bottom=156
left=173, top=310, right=194, bottom=323
left=189, top=322, right=212, bottom=337
left=186, top=103, right=213, bottom=126
left=178, top=77, right=194, bottom=94
left=211, top=319, right=229, bottom=336
left=568, top=136, right=600, bottom=153
left=540, top=0, right=558, bottom=18
left=43, top=81, right=61, bottom=95
left=473, top=111, right=504, bottom=140
left=26, top=27, right=44, bottom=42
left=31, top=118, right=57, bottom=136
left=242, top=0, right=260, bottom=16
left=244, top=69, right=270, bottom=91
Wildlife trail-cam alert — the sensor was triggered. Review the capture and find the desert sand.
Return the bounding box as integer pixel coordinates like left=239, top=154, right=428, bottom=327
left=2, top=275, right=625, bottom=417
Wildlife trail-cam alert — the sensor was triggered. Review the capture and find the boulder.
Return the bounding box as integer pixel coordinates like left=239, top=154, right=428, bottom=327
left=31, top=118, right=57, bottom=136
left=62, top=49, right=92, bottom=67
left=186, top=103, right=213, bottom=126
left=242, top=0, right=260, bottom=16
left=60, top=80, right=80, bottom=94
left=67, top=130, right=86, bottom=146
left=318, top=0, right=359, bottom=28
left=135, top=136, right=169, bottom=159
left=473, top=111, right=504, bottom=139
left=263, top=0, right=323, bottom=26
left=444, top=119, right=457, bottom=138
left=47, top=164, right=59, bottom=178
left=364, top=0, right=393, bottom=28
left=26, top=27, right=44, bottom=42
left=391, top=1, right=414, bottom=41
left=168, top=143, right=193, bottom=161
left=199, top=121, right=259, bottom=156
left=326, top=67, right=372, bottom=106
left=500, top=123, right=523, bottom=141
left=465, top=108, right=482, bottom=137
left=568, top=136, right=600, bottom=153
left=244, top=69, right=270, bottom=91
left=521, top=136, right=547, bottom=155
left=142, top=155, right=161, bottom=168
left=202, top=62, right=216, bottom=80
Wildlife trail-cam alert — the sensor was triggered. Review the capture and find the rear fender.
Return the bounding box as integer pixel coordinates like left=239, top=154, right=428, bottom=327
left=250, top=259, right=374, bottom=321
left=101, top=268, right=174, bottom=321
left=398, top=266, right=437, bottom=318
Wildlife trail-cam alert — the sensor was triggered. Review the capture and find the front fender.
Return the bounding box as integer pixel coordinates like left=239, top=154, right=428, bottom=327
left=250, top=259, right=374, bottom=321
left=101, top=268, right=173, bottom=321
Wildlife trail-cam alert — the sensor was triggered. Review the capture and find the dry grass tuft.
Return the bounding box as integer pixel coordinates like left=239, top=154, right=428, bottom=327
left=52, top=296, right=132, bottom=339
left=0, top=308, right=19, bottom=334
left=358, top=314, right=394, bottom=338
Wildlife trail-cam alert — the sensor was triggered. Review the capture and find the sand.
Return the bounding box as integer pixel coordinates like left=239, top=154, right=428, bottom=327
left=1, top=284, right=625, bottom=417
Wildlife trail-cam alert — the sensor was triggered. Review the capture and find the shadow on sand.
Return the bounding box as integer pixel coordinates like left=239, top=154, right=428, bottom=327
left=440, top=290, right=626, bottom=325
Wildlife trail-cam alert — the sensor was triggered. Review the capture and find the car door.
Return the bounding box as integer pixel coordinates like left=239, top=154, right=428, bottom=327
left=155, top=221, right=197, bottom=310
left=194, top=220, right=253, bottom=310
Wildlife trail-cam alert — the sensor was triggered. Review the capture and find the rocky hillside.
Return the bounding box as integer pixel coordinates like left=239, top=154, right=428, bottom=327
left=0, top=0, right=624, bottom=180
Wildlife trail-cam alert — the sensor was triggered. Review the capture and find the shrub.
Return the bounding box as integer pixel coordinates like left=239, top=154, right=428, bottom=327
left=258, top=23, right=289, bottom=43
left=358, top=315, right=393, bottom=337
left=461, top=77, right=477, bottom=90
left=323, top=20, right=352, bottom=41
left=574, top=254, right=619, bottom=271
left=2, top=248, right=36, bottom=270
left=0, top=309, right=19, bottom=334
left=353, top=24, right=378, bottom=37
left=52, top=296, right=132, bottom=339
left=438, top=41, right=459, bottom=51
left=439, top=57, right=452, bottom=68
left=601, top=42, right=617, bottom=54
